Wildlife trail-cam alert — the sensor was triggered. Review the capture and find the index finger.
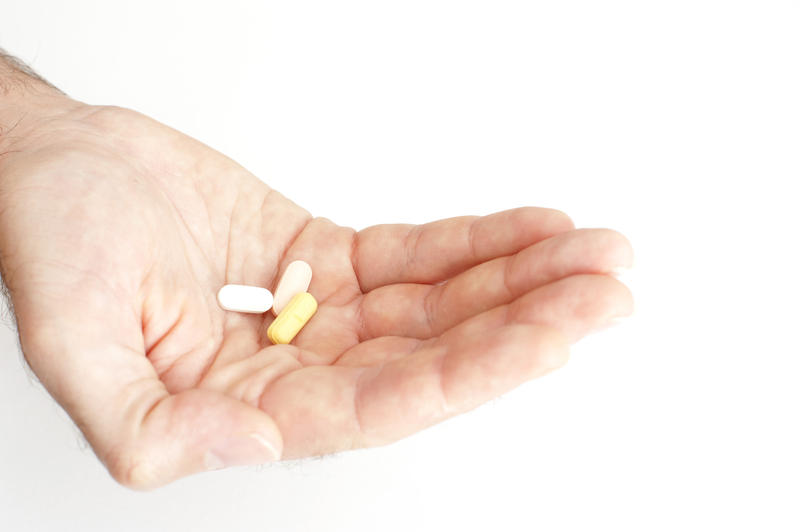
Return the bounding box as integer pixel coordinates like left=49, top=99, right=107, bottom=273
left=353, top=207, right=574, bottom=292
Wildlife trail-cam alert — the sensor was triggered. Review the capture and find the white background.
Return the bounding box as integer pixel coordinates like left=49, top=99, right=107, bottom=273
left=1, top=1, right=798, bottom=530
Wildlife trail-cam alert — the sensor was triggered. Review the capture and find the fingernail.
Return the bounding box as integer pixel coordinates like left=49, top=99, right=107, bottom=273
left=204, top=433, right=280, bottom=471
left=602, top=314, right=633, bottom=331
left=610, top=265, right=632, bottom=277
left=608, top=316, right=627, bottom=327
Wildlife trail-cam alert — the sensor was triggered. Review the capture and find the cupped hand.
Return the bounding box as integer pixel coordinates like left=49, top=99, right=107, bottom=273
left=0, top=104, right=632, bottom=489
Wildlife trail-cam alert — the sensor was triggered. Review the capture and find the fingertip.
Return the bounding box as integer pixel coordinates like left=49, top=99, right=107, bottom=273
left=578, top=274, right=635, bottom=323
left=598, top=228, right=634, bottom=272
left=544, top=207, right=576, bottom=232
left=511, top=206, right=575, bottom=234
left=610, top=276, right=635, bottom=319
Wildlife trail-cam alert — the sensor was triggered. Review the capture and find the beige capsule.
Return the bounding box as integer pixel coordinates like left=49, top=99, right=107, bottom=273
left=272, top=260, right=313, bottom=315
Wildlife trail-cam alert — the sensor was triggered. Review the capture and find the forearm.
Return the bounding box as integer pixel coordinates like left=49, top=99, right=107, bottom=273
left=0, top=48, right=63, bottom=95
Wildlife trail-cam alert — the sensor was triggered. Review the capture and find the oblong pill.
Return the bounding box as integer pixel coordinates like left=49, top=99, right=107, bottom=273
left=217, top=284, right=274, bottom=313
left=272, top=260, right=313, bottom=315
left=267, top=292, right=318, bottom=344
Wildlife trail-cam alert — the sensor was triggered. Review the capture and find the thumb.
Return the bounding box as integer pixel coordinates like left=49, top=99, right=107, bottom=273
left=14, top=297, right=282, bottom=490
left=107, top=388, right=283, bottom=489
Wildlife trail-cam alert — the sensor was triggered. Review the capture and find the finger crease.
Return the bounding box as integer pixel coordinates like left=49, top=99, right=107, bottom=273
left=350, top=229, right=365, bottom=293
left=403, top=226, right=423, bottom=278
left=502, top=255, right=517, bottom=299
left=422, top=285, right=440, bottom=338
left=467, top=217, right=480, bottom=261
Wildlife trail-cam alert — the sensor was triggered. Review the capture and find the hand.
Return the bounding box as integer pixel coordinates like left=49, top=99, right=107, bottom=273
left=0, top=91, right=632, bottom=490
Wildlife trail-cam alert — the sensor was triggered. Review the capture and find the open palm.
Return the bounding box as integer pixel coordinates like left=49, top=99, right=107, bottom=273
left=0, top=105, right=632, bottom=489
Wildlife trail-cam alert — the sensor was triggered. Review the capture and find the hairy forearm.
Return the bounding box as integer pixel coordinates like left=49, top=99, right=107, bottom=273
left=0, top=48, right=64, bottom=96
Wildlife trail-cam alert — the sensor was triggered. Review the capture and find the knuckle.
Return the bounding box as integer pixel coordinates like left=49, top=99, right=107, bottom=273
left=105, top=444, right=160, bottom=491
left=80, top=104, right=145, bottom=129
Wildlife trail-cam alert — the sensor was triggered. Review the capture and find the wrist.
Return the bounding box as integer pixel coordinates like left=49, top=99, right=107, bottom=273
left=0, top=50, right=84, bottom=164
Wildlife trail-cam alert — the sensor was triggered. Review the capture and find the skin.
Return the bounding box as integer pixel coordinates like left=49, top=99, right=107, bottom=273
left=0, top=57, right=633, bottom=490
